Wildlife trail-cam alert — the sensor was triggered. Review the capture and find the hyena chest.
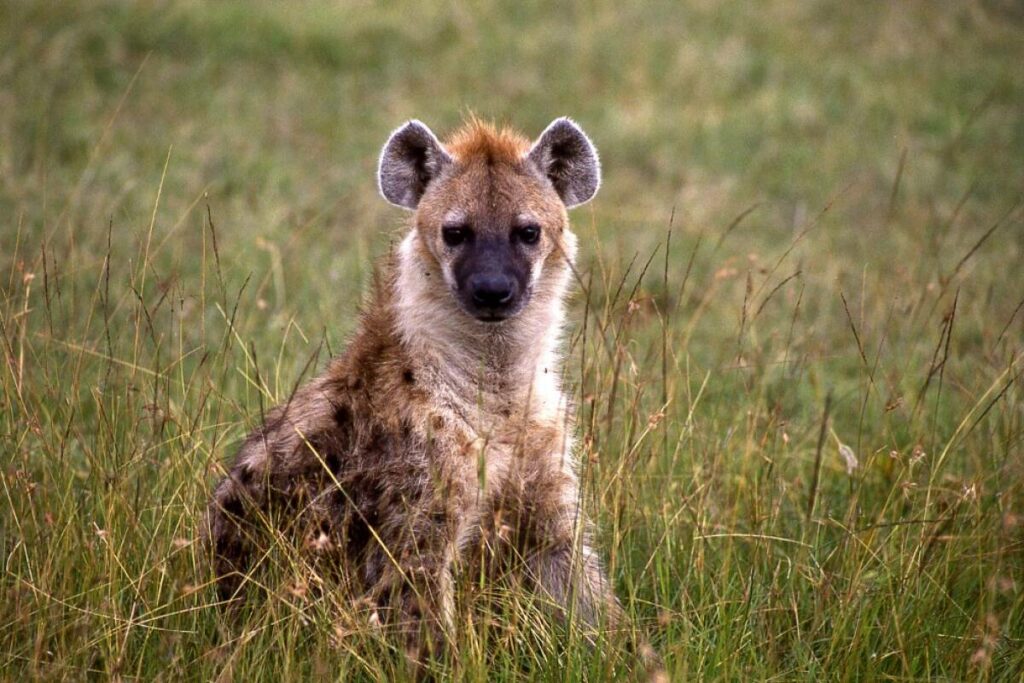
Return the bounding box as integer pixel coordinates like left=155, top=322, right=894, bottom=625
left=303, top=410, right=571, bottom=580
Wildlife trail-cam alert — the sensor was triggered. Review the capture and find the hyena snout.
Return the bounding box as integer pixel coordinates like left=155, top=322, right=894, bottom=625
left=454, top=239, right=531, bottom=321
left=468, top=272, right=516, bottom=310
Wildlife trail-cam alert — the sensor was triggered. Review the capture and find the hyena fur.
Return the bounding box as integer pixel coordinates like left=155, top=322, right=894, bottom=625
left=205, top=117, right=633, bottom=663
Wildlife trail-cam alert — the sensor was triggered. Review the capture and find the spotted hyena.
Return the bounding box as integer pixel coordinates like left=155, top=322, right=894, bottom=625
left=205, top=117, right=646, bottom=668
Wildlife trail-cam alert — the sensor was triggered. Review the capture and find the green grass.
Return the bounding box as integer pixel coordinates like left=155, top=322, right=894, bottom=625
left=2, top=0, right=1023, bottom=679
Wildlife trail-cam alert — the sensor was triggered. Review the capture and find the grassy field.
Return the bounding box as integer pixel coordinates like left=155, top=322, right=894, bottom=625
left=2, top=1, right=1024, bottom=679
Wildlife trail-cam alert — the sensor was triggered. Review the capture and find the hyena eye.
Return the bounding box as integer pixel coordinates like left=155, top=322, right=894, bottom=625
left=514, top=224, right=541, bottom=246
left=442, top=224, right=471, bottom=247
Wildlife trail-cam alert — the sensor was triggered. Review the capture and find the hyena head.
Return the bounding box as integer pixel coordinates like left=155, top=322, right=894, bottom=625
left=378, top=117, right=600, bottom=323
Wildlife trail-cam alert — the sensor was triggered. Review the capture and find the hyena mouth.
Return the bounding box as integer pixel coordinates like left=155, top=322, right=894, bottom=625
left=465, top=302, right=519, bottom=323
left=475, top=311, right=511, bottom=323
left=463, top=286, right=532, bottom=323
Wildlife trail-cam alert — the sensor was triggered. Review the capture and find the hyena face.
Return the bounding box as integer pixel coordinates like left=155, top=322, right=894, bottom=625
left=379, top=118, right=600, bottom=322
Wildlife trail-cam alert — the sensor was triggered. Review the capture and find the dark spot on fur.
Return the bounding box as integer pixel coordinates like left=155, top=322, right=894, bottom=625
left=348, top=376, right=363, bottom=391
left=403, top=369, right=415, bottom=384
left=431, top=415, right=445, bottom=431
left=221, top=494, right=244, bottom=518
left=334, top=404, right=351, bottom=426
left=324, top=449, right=341, bottom=474
left=236, top=466, right=253, bottom=485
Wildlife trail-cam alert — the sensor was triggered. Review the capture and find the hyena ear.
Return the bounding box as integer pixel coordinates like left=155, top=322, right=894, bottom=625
left=378, top=120, right=452, bottom=210
left=527, top=117, right=601, bottom=208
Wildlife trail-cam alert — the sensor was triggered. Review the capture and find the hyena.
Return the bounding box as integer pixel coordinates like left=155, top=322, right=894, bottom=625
left=205, top=117, right=638, bottom=665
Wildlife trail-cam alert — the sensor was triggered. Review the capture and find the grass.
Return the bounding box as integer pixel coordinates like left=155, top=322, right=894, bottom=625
left=2, top=0, right=1023, bottom=679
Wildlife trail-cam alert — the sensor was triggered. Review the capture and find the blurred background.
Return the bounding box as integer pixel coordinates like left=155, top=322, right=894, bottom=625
left=4, top=1, right=1021, bottom=322
left=2, top=1, right=1023, bottom=679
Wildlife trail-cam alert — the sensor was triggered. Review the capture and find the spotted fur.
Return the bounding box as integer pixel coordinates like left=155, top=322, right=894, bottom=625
left=204, top=117, right=621, bottom=664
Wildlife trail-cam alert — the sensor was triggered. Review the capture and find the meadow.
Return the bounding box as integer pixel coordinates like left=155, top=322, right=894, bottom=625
left=2, top=1, right=1023, bottom=679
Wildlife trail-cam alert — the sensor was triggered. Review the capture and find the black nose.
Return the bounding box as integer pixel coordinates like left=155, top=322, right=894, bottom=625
left=469, top=273, right=516, bottom=308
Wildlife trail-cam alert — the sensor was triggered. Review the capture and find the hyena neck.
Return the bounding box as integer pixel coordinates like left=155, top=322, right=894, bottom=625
left=391, top=231, right=571, bottom=424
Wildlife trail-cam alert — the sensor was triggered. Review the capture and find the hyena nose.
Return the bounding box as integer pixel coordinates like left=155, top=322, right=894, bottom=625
left=469, top=273, right=516, bottom=308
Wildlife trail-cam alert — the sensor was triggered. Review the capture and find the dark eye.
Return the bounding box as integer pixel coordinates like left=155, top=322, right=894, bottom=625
left=515, top=224, right=541, bottom=246
left=442, top=224, right=471, bottom=247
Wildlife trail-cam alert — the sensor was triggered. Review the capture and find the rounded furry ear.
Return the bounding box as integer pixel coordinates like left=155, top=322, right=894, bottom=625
left=378, top=120, right=452, bottom=210
left=527, top=118, right=601, bottom=208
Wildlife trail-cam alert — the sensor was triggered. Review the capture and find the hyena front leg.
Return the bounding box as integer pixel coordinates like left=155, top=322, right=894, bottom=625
left=526, top=525, right=623, bottom=634
left=528, top=528, right=666, bottom=679
left=365, top=511, right=459, bottom=670
left=514, top=462, right=622, bottom=633
left=523, top=483, right=666, bottom=679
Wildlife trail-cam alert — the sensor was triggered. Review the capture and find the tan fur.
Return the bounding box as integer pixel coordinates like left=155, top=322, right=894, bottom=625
left=204, top=119, right=625, bottom=667
left=444, top=116, right=531, bottom=164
